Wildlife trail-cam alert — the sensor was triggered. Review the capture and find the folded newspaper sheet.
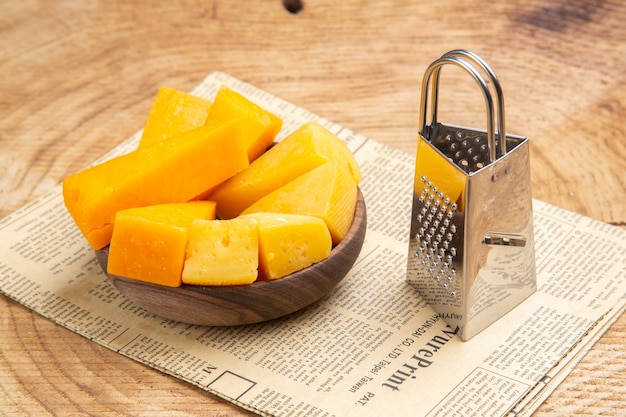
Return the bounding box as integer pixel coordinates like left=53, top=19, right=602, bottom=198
left=1, top=72, right=625, bottom=417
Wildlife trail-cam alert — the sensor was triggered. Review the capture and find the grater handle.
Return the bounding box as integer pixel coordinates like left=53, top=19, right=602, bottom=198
left=436, top=50, right=506, bottom=159
left=419, top=51, right=506, bottom=163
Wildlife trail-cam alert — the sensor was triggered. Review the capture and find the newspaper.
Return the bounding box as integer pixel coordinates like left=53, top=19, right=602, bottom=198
left=1, top=72, right=625, bottom=417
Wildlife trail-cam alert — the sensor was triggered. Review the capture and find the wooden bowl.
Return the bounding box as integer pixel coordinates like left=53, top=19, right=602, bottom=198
left=95, top=189, right=366, bottom=326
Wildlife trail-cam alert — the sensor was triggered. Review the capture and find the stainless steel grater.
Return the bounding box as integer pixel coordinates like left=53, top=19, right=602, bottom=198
left=406, top=50, right=537, bottom=341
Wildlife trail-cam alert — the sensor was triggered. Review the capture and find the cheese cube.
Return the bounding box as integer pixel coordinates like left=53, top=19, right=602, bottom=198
left=107, top=201, right=217, bottom=287
left=241, top=213, right=332, bottom=280
left=182, top=217, right=259, bottom=286
left=241, top=161, right=357, bottom=245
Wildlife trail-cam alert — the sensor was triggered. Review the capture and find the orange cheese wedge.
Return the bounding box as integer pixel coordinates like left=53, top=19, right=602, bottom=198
left=210, top=121, right=361, bottom=219
left=241, top=212, right=332, bottom=280
left=138, top=87, right=212, bottom=149
left=241, top=161, right=357, bottom=245
left=62, top=120, right=248, bottom=250
left=182, top=217, right=259, bottom=286
left=107, top=201, right=217, bottom=287
left=206, top=85, right=282, bottom=162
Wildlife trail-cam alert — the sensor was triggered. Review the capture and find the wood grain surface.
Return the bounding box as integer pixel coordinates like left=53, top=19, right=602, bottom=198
left=1, top=0, right=624, bottom=415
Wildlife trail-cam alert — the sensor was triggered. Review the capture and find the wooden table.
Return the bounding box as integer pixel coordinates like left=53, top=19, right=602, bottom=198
left=1, top=1, right=624, bottom=415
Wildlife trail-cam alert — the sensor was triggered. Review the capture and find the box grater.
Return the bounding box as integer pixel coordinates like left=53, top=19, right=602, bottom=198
left=406, top=50, right=537, bottom=341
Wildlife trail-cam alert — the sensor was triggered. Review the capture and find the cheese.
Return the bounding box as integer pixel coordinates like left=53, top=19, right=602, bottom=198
left=241, top=161, right=357, bottom=245
left=107, top=201, right=216, bottom=287
left=138, top=87, right=212, bottom=149
left=210, top=121, right=361, bottom=219
left=62, top=120, right=248, bottom=250
left=206, top=85, right=282, bottom=162
left=182, top=217, right=259, bottom=286
left=241, top=213, right=332, bottom=280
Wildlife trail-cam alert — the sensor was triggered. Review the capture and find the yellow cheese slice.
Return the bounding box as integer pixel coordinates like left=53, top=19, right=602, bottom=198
left=62, top=120, right=248, bottom=250
left=107, top=201, right=217, bottom=287
left=206, top=85, right=282, bottom=162
left=138, top=87, right=212, bottom=149
left=210, top=121, right=361, bottom=219
left=182, top=217, right=259, bottom=286
left=241, top=213, right=332, bottom=280
left=241, top=161, right=357, bottom=245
